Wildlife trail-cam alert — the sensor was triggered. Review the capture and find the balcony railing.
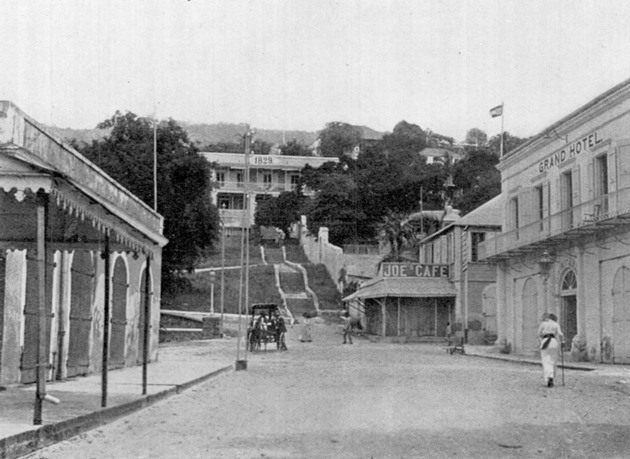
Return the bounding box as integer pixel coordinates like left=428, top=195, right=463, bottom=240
left=481, top=186, right=630, bottom=261
left=218, top=182, right=301, bottom=193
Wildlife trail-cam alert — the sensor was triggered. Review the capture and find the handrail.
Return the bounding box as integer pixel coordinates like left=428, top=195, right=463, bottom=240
left=481, top=186, right=630, bottom=258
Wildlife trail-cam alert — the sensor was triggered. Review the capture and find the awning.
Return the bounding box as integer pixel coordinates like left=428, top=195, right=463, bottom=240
left=343, top=277, right=456, bottom=301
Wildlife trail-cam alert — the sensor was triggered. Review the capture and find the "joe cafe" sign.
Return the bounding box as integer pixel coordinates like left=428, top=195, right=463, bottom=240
left=381, top=262, right=449, bottom=278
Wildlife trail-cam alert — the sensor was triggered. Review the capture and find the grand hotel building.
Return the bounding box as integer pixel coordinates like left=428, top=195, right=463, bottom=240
left=481, top=78, right=630, bottom=364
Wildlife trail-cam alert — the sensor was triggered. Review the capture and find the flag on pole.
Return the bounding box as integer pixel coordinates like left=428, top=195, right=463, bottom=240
left=490, top=104, right=503, bottom=118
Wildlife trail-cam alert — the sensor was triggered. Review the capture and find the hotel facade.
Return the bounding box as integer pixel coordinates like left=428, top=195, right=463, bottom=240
left=481, top=78, right=630, bottom=363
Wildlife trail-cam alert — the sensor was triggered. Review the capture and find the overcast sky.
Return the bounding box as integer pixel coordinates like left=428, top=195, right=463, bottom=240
left=2, top=0, right=630, bottom=141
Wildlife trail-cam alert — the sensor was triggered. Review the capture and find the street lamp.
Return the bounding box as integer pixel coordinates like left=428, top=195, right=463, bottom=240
left=538, top=250, right=554, bottom=282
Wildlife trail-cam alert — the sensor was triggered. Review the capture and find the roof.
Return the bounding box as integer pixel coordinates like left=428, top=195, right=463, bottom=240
left=342, top=277, right=456, bottom=301
left=456, top=194, right=503, bottom=227
left=419, top=148, right=464, bottom=161
left=420, top=196, right=503, bottom=243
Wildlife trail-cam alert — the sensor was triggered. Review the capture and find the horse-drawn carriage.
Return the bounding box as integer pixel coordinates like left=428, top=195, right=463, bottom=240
left=247, top=303, right=288, bottom=351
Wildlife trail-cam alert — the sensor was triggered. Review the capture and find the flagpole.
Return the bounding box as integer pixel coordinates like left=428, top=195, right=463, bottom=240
left=500, top=101, right=504, bottom=157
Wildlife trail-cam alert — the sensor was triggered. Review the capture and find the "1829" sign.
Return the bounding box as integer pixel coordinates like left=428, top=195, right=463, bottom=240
left=252, top=156, right=274, bottom=165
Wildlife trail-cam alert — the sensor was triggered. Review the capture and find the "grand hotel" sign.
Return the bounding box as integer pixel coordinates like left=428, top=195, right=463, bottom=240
left=538, top=131, right=604, bottom=173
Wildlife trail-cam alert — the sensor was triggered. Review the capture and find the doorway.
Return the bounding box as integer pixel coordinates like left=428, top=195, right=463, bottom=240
left=560, top=270, right=578, bottom=349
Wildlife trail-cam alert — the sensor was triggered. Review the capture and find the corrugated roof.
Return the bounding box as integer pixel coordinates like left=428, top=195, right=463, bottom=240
left=456, top=194, right=503, bottom=227
left=343, top=277, right=456, bottom=301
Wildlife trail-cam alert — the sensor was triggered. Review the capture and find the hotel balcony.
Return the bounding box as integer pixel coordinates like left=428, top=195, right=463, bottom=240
left=216, top=181, right=313, bottom=195
left=480, top=186, right=630, bottom=262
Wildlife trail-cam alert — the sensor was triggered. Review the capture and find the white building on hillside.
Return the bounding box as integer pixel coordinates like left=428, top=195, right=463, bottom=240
left=200, top=152, right=337, bottom=233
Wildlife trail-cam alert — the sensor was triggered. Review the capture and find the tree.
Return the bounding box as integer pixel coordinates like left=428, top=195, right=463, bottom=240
left=279, top=139, right=312, bottom=156
left=464, top=128, right=488, bottom=149
left=318, top=122, right=361, bottom=158
left=202, top=141, right=243, bottom=153
left=79, top=111, right=219, bottom=277
left=452, top=149, right=501, bottom=215
left=252, top=139, right=273, bottom=155
left=487, top=131, right=529, bottom=156
left=303, top=173, right=365, bottom=245
left=254, top=191, right=304, bottom=236
left=377, top=211, right=421, bottom=262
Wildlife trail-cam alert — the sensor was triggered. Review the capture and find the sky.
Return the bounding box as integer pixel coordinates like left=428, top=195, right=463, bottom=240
left=2, top=0, right=630, bottom=142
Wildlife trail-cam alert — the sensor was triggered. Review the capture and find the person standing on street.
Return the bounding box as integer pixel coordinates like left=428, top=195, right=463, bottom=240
left=342, top=312, right=353, bottom=344
left=275, top=312, right=288, bottom=351
left=538, top=312, right=564, bottom=387
left=299, top=313, right=312, bottom=342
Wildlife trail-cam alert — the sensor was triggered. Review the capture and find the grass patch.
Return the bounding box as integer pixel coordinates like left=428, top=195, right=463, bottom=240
left=198, top=243, right=263, bottom=269
left=284, top=243, right=309, bottom=263
left=279, top=269, right=305, bottom=293
left=162, top=265, right=281, bottom=314
left=304, top=264, right=342, bottom=310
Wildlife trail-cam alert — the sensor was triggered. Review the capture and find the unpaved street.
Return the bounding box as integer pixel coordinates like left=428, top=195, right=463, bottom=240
left=25, top=322, right=630, bottom=458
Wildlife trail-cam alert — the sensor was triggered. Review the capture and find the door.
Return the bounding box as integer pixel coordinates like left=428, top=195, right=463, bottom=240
left=612, top=266, right=630, bottom=363
left=21, top=250, right=54, bottom=383
left=67, top=251, right=95, bottom=377
left=522, top=278, right=539, bottom=356
left=110, top=257, right=128, bottom=368
left=560, top=270, right=578, bottom=351
left=561, top=296, right=578, bottom=349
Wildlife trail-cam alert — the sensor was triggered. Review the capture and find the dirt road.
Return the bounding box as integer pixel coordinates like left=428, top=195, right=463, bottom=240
left=24, top=322, right=630, bottom=458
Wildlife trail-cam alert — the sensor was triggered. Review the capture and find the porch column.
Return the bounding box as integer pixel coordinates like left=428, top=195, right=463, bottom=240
left=397, top=298, right=401, bottom=337
left=34, top=192, right=48, bottom=425
left=381, top=298, right=387, bottom=337
left=142, top=254, right=151, bottom=395
left=101, top=234, right=110, bottom=407
left=495, top=261, right=507, bottom=349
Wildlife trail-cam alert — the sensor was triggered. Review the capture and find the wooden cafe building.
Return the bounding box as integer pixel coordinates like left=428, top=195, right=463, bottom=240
left=343, top=262, right=456, bottom=339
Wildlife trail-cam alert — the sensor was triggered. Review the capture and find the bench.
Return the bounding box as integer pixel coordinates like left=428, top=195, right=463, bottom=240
left=446, top=337, right=465, bottom=355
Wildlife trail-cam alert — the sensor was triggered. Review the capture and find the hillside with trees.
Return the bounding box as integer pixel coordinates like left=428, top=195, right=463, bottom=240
left=258, top=122, right=528, bottom=247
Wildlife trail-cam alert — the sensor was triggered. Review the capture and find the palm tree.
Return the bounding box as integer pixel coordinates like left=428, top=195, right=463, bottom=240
left=377, top=211, right=421, bottom=263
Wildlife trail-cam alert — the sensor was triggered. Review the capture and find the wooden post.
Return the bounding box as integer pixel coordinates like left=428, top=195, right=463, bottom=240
left=397, top=298, right=401, bottom=337
left=381, top=298, right=387, bottom=337
left=142, top=255, right=151, bottom=395
left=34, top=192, right=48, bottom=425
left=101, top=234, right=110, bottom=407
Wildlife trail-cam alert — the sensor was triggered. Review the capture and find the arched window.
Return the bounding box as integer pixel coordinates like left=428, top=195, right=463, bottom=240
left=562, top=270, right=577, bottom=291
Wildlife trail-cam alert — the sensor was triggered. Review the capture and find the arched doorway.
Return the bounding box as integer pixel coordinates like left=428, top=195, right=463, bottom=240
left=612, top=266, right=630, bottom=363
left=522, top=278, right=539, bottom=356
left=110, top=257, right=128, bottom=368
left=560, top=270, right=578, bottom=350
left=67, top=251, right=95, bottom=377
left=137, top=264, right=152, bottom=364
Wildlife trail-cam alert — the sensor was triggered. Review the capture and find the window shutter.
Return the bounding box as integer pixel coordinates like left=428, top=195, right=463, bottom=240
left=572, top=165, right=581, bottom=207
left=617, top=141, right=630, bottom=190
left=542, top=182, right=550, bottom=218
left=607, top=150, right=616, bottom=192
left=586, top=161, right=594, bottom=200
